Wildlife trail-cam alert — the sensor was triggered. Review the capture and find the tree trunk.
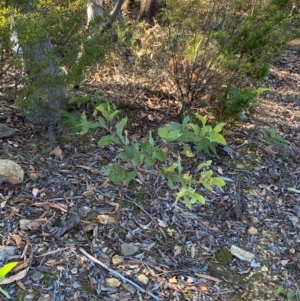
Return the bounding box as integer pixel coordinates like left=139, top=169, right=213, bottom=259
left=139, top=0, right=166, bottom=25
left=11, top=0, right=124, bottom=140
left=12, top=0, right=66, bottom=139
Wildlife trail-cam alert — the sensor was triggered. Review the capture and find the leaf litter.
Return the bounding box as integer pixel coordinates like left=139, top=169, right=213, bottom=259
left=0, top=45, right=299, bottom=300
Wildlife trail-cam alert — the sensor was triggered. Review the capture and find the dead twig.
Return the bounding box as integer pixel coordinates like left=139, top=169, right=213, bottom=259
left=79, top=247, right=162, bottom=301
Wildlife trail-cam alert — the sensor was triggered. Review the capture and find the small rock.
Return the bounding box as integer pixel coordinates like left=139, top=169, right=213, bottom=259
left=239, top=112, right=250, bottom=122
left=121, top=283, right=137, bottom=294
left=24, top=294, right=35, bottom=301
left=120, top=243, right=139, bottom=256
left=30, top=270, right=44, bottom=282
left=247, top=226, right=258, bottom=235
left=289, top=248, right=295, bottom=254
left=230, top=245, right=255, bottom=262
left=0, top=159, right=24, bottom=184
left=105, top=277, right=121, bottom=287
left=0, top=246, right=16, bottom=261
left=0, top=124, right=15, bottom=138
left=138, top=274, right=149, bottom=285
left=37, top=294, right=51, bottom=301
left=251, top=217, right=259, bottom=225
left=261, top=266, right=268, bottom=272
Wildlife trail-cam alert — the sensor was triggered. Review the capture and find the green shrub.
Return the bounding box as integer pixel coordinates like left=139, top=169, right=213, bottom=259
left=63, top=95, right=227, bottom=214
left=128, top=0, right=296, bottom=119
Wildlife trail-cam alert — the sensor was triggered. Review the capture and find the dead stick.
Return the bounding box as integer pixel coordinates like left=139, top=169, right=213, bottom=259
left=79, top=247, right=162, bottom=301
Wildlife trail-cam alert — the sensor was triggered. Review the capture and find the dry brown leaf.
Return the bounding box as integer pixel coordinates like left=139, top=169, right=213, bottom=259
left=76, top=165, right=96, bottom=173
left=49, top=146, right=63, bottom=159
left=174, top=246, right=182, bottom=257
left=10, top=234, right=22, bottom=246
left=190, top=244, right=196, bottom=259
left=195, top=273, right=222, bottom=282
left=19, top=219, right=45, bottom=230
left=28, top=164, right=39, bottom=180
left=1, top=268, right=29, bottom=285
left=49, top=203, right=68, bottom=212
left=3, top=207, right=18, bottom=221
left=157, top=218, right=167, bottom=228
left=16, top=280, right=26, bottom=291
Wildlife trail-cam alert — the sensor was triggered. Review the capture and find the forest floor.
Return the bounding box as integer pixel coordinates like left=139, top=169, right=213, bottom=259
left=0, top=40, right=300, bottom=301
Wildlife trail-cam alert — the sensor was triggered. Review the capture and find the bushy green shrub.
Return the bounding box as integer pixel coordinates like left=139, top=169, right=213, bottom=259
left=62, top=95, right=227, bottom=212
left=128, top=0, right=297, bottom=119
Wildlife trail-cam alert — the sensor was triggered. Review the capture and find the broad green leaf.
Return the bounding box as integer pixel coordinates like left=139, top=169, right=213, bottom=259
left=145, top=157, right=156, bottom=166
left=98, top=135, right=118, bottom=147
left=153, top=149, right=166, bottom=161
left=182, top=115, right=190, bottom=129
left=96, top=105, right=109, bottom=119
left=202, top=170, right=213, bottom=179
left=103, top=164, right=126, bottom=183
left=180, top=129, right=195, bottom=142
left=182, top=172, right=192, bottom=185
left=213, top=177, right=226, bottom=187
left=69, top=96, right=90, bottom=108
left=158, top=127, right=168, bottom=139
left=183, top=144, right=194, bottom=158
left=125, top=171, right=137, bottom=183
left=197, top=160, right=212, bottom=170
left=211, top=132, right=226, bottom=145
left=148, top=131, right=154, bottom=146
left=0, top=262, right=18, bottom=279
left=175, top=188, right=189, bottom=203
left=93, top=90, right=99, bottom=101
left=97, top=116, right=107, bottom=128
left=169, top=122, right=182, bottom=131
left=213, top=123, right=226, bottom=133
left=163, top=163, right=178, bottom=174
left=116, top=117, right=128, bottom=140
left=191, top=193, right=205, bottom=204
left=195, top=113, right=206, bottom=127
left=188, top=123, right=201, bottom=135
left=158, top=127, right=181, bottom=142
left=108, top=110, right=120, bottom=121
left=185, top=198, right=192, bottom=209
left=203, top=182, right=213, bottom=191
left=177, top=156, right=183, bottom=175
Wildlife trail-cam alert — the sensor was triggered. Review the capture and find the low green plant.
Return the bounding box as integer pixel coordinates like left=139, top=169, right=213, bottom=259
left=218, top=86, right=268, bottom=121
left=0, top=261, right=18, bottom=298
left=265, top=128, right=288, bottom=147
left=158, top=113, right=226, bottom=154
left=275, top=285, right=300, bottom=301
left=63, top=98, right=226, bottom=225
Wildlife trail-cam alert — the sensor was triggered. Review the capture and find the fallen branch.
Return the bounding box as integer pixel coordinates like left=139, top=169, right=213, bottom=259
left=79, top=247, right=162, bottom=301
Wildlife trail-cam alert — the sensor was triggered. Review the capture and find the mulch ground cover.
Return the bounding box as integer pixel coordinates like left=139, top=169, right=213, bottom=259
left=0, top=43, right=299, bottom=301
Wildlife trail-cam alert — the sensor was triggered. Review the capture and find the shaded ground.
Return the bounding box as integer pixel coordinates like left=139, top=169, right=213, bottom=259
left=0, top=43, right=300, bottom=301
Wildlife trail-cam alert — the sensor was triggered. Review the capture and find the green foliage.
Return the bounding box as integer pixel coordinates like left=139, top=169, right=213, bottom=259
left=218, top=87, right=268, bottom=121
left=132, top=0, right=296, bottom=119
left=275, top=286, right=300, bottom=301
left=2, top=0, right=119, bottom=99
left=71, top=96, right=227, bottom=209
left=264, top=128, right=288, bottom=147
left=158, top=115, right=226, bottom=154
left=0, top=261, right=18, bottom=298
